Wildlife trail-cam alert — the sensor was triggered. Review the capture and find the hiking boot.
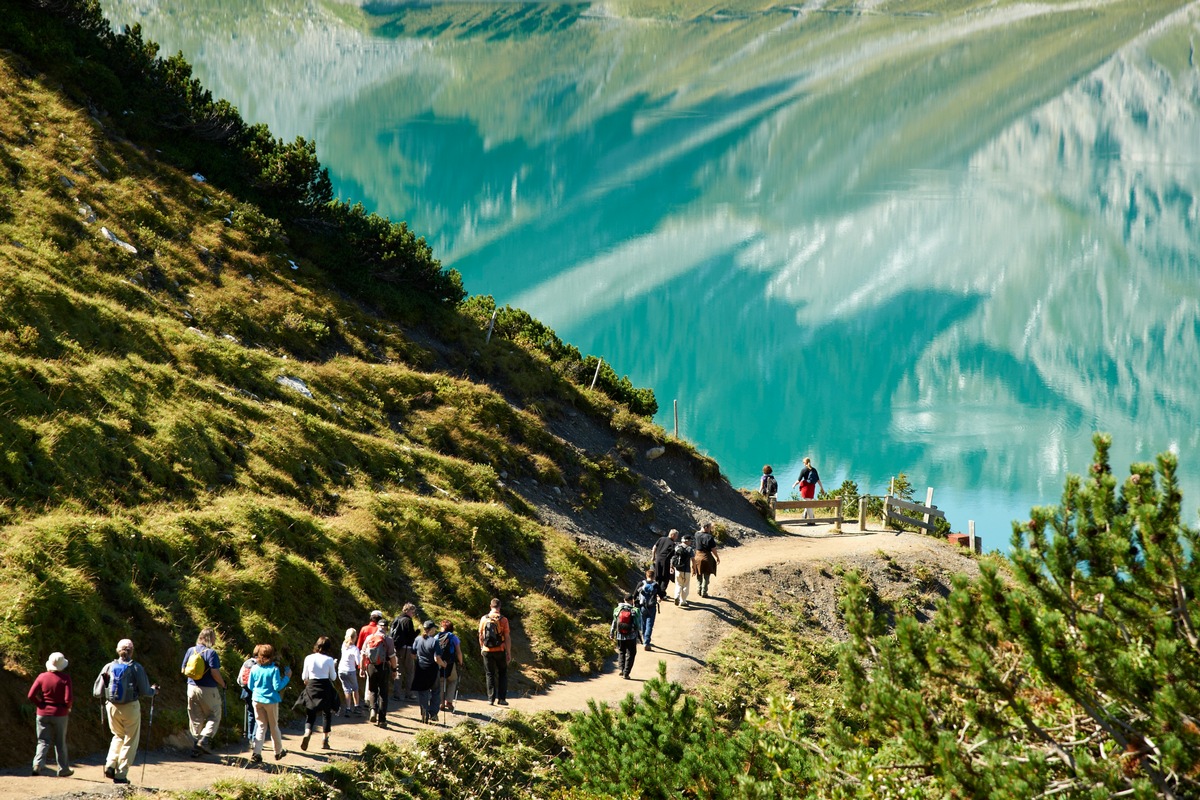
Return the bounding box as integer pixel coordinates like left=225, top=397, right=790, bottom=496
left=31, top=767, right=42, bottom=777
left=322, top=735, right=330, bottom=749
left=250, top=753, right=262, bottom=764
left=497, top=699, right=508, bottom=706
left=674, top=596, right=680, bottom=606
left=113, top=776, right=130, bottom=785
left=301, top=725, right=312, bottom=751
left=489, top=698, right=495, bottom=705
left=198, top=735, right=212, bottom=753
left=191, top=745, right=202, bottom=758
left=644, top=643, right=652, bottom=651
left=104, top=765, right=115, bottom=780
left=445, top=702, right=454, bottom=712
left=369, top=708, right=378, bottom=723
left=274, top=749, right=288, bottom=761
left=57, top=768, right=73, bottom=778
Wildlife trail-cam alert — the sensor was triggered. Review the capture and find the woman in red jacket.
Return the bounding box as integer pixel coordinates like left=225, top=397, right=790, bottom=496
left=28, top=651, right=73, bottom=777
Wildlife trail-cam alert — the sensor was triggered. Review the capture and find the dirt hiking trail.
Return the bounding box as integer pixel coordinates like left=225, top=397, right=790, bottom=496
left=9, top=523, right=975, bottom=799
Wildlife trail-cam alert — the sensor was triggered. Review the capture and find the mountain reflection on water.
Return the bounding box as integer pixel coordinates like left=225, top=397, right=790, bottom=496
left=102, top=0, right=1200, bottom=549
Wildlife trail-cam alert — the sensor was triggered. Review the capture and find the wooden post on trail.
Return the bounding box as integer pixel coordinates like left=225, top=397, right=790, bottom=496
left=859, top=497, right=868, bottom=531
left=889, top=477, right=895, bottom=497
left=590, top=358, right=603, bottom=390
left=485, top=308, right=498, bottom=343
left=923, top=487, right=935, bottom=527
left=969, top=520, right=980, bottom=553
left=673, top=400, right=678, bottom=438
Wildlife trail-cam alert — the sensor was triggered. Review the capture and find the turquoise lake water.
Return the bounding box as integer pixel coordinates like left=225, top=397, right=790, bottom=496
left=102, top=1, right=1200, bottom=551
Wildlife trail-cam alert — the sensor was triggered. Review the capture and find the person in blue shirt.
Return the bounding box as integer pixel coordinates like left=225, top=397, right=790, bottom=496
left=247, top=644, right=291, bottom=764
left=181, top=627, right=226, bottom=757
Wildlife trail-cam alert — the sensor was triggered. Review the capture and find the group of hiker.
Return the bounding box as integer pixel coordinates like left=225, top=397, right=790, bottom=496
left=608, top=520, right=722, bottom=679
left=25, top=598, right=513, bottom=782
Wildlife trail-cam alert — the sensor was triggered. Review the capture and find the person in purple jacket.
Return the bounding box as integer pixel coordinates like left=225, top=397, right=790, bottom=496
left=29, top=652, right=73, bottom=777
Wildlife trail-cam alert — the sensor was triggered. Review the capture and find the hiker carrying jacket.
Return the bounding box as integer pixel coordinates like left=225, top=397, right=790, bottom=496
left=296, top=635, right=339, bottom=751
left=692, top=521, right=721, bottom=598
left=609, top=593, right=644, bottom=679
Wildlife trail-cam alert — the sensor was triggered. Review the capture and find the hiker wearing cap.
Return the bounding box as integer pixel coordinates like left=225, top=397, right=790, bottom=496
left=650, top=529, right=678, bottom=600
left=29, top=652, right=73, bottom=778
left=94, top=639, right=158, bottom=785
left=438, top=621, right=464, bottom=713
left=180, top=627, right=226, bottom=757
left=692, top=521, right=721, bottom=598
left=411, top=621, right=446, bottom=724
left=356, top=610, right=385, bottom=651
left=609, top=593, right=644, bottom=679
left=359, top=620, right=397, bottom=728
left=478, top=598, right=511, bottom=706
left=671, top=534, right=697, bottom=608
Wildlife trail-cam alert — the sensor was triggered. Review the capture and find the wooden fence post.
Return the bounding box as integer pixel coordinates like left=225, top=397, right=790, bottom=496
left=673, top=399, right=678, bottom=438
left=590, top=358, right=603, bottom=390
left=859, top=497, right=868, bottom=531
left=923, top=487, right=935, bottom=528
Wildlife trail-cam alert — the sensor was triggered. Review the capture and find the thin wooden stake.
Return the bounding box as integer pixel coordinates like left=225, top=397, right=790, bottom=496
left=923, top=487, right=935, bottom=528
left=969, top=520, right=977, bottom=553
left=484, top=308, right=498, bottom=343
left=590, top=358, right=603, bottom=390
left=673, top=400, right=678, bottom=438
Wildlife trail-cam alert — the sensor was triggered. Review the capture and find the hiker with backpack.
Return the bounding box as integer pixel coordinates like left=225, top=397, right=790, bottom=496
left=246, top=643, right=291, bottom=764
left=180, top=627, right=226, bottom=758
left=359, top=619, right=398, bottom=728
left=235, top=648, right=258, bottom=742
left=94, top=638, right=158, bottom=785
left=478, top=597, right=511, bottom=706
left=609, top=593, right=644, bottom=679
left=411, top=620, right=447, bottom=724
left=295, top=635, right=340, bottom=751
left=438, top=620, right=464, bottom=713
left=634, top=568, right=660, bottom=651
left=356, top=609, right=385, bottom=651
left=692, top=521, right=721, bottom=599
left=337, top=628, right=362, bottom=716
left=389, top=602, right=418, bottom=702
left=671, top=534, right=697, bottom=608
left=650, top=529, right=679, bottom=601
left=28, top=651, right=73, bottom=778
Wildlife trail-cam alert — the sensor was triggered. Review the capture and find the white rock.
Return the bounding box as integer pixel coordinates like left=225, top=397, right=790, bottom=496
left=276, top=375, right=314, bottom=399
left=192, top=173, right=206, bottom=182
left=100, top=227, right=137, bottom=254
left=186, top=327, right=208, bottom=338
left=646, top=446, right=666, bottom=460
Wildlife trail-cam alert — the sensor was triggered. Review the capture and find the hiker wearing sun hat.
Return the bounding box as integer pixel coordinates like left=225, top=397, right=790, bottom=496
left=94, top=638, right=158, bottom=785
left=28, top=652, right=74, bottom=778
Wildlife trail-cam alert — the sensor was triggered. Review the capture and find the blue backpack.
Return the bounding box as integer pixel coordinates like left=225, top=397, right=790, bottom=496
left=99, top=661, right=136, bottom=703
left=636, top=580, right=658, bottom=610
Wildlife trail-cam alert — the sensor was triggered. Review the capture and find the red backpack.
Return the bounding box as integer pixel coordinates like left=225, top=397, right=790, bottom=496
left=363, top=631, right=387, bottom=666
left=616, top=606, right=635, bottom=636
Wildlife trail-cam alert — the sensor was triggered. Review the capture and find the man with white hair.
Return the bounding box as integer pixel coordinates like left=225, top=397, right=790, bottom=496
left=95, top=638, right=157, bottom=785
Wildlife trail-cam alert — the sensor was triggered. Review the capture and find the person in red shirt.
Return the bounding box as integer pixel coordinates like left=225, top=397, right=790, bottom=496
left=356, top=610, right=384, bottom=651
left=28, top=651, right=73, bottom=777
left=478, top=598, right=511, bottom=706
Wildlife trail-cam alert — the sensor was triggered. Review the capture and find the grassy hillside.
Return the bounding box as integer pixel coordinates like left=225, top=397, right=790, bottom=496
left=0, top=0, right=728, bottom=764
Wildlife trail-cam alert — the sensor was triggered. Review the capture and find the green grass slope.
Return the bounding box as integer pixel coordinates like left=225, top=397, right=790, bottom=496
left=0, top=12, right=720, bottom=764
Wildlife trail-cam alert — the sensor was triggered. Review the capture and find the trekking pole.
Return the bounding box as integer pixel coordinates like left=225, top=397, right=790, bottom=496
left=139, top=694, right=156, bottom=785
left=441, top=672, right=447, bottom=726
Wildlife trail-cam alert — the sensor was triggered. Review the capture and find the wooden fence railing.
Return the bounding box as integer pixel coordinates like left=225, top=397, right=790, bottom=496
left=883, top=495, right=945, bottom=532
left=774, top=499, right=843, bottom=532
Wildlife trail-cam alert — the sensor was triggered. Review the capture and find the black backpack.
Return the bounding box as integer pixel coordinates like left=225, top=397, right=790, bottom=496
left=764, top=475, right=778, bottom=495
left=672, top=544, right=691, bottom=571
left=482, top=617, right=504, bottom=649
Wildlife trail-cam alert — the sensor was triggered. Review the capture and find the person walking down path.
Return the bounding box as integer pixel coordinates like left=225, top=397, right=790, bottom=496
left=634, top=569, right=660, bottom=651
left=411, top=621, right=446, bottom=724
left=28, top=652, right=73, bottom=778
left=478, top=598, right=512, bottom=706
left=356, top=610, right=385, bottom=651
left=359, top=621, right=398, bottom=728
left=337, top=628, right=362, bottom=717
left=389, top=603, right=418, bottom=702
left=180, top=627, right=226, bottom=758
left=650, top=530, right=679, bottom=601
left=438, top=621, right=464, bottom=713
left=247, top=644, right=291, bottom=764
left=94, top=639, right=158, bottom=785
left=692, top=521, right=721, bottom=598
left=296, top=636, right=340, bottom=751
left=609, top=594, right=644, bottom=679
left=793, top=457, right=825, bottom=521
left=672, top=534, right=697, bottom=608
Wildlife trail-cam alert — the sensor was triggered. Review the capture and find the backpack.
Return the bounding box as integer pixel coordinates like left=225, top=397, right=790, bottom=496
left=482, top=617, right=504, bottom=649
left=636, top=581, right=657, bottom=609
left=237, top=657, right=255, bottom=688
left=182, top=647, right=208, bottom=681
left=616, top=606, right=635, bottom=636
left=363, top=630, right=387, bottom=666
left=764, top=475, right=778, bottom=496
left=96, top=661, right=135, bottom=703
left=672, top=544, right=691, bottom=571
left=437, top=631, right=456, bottom=661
